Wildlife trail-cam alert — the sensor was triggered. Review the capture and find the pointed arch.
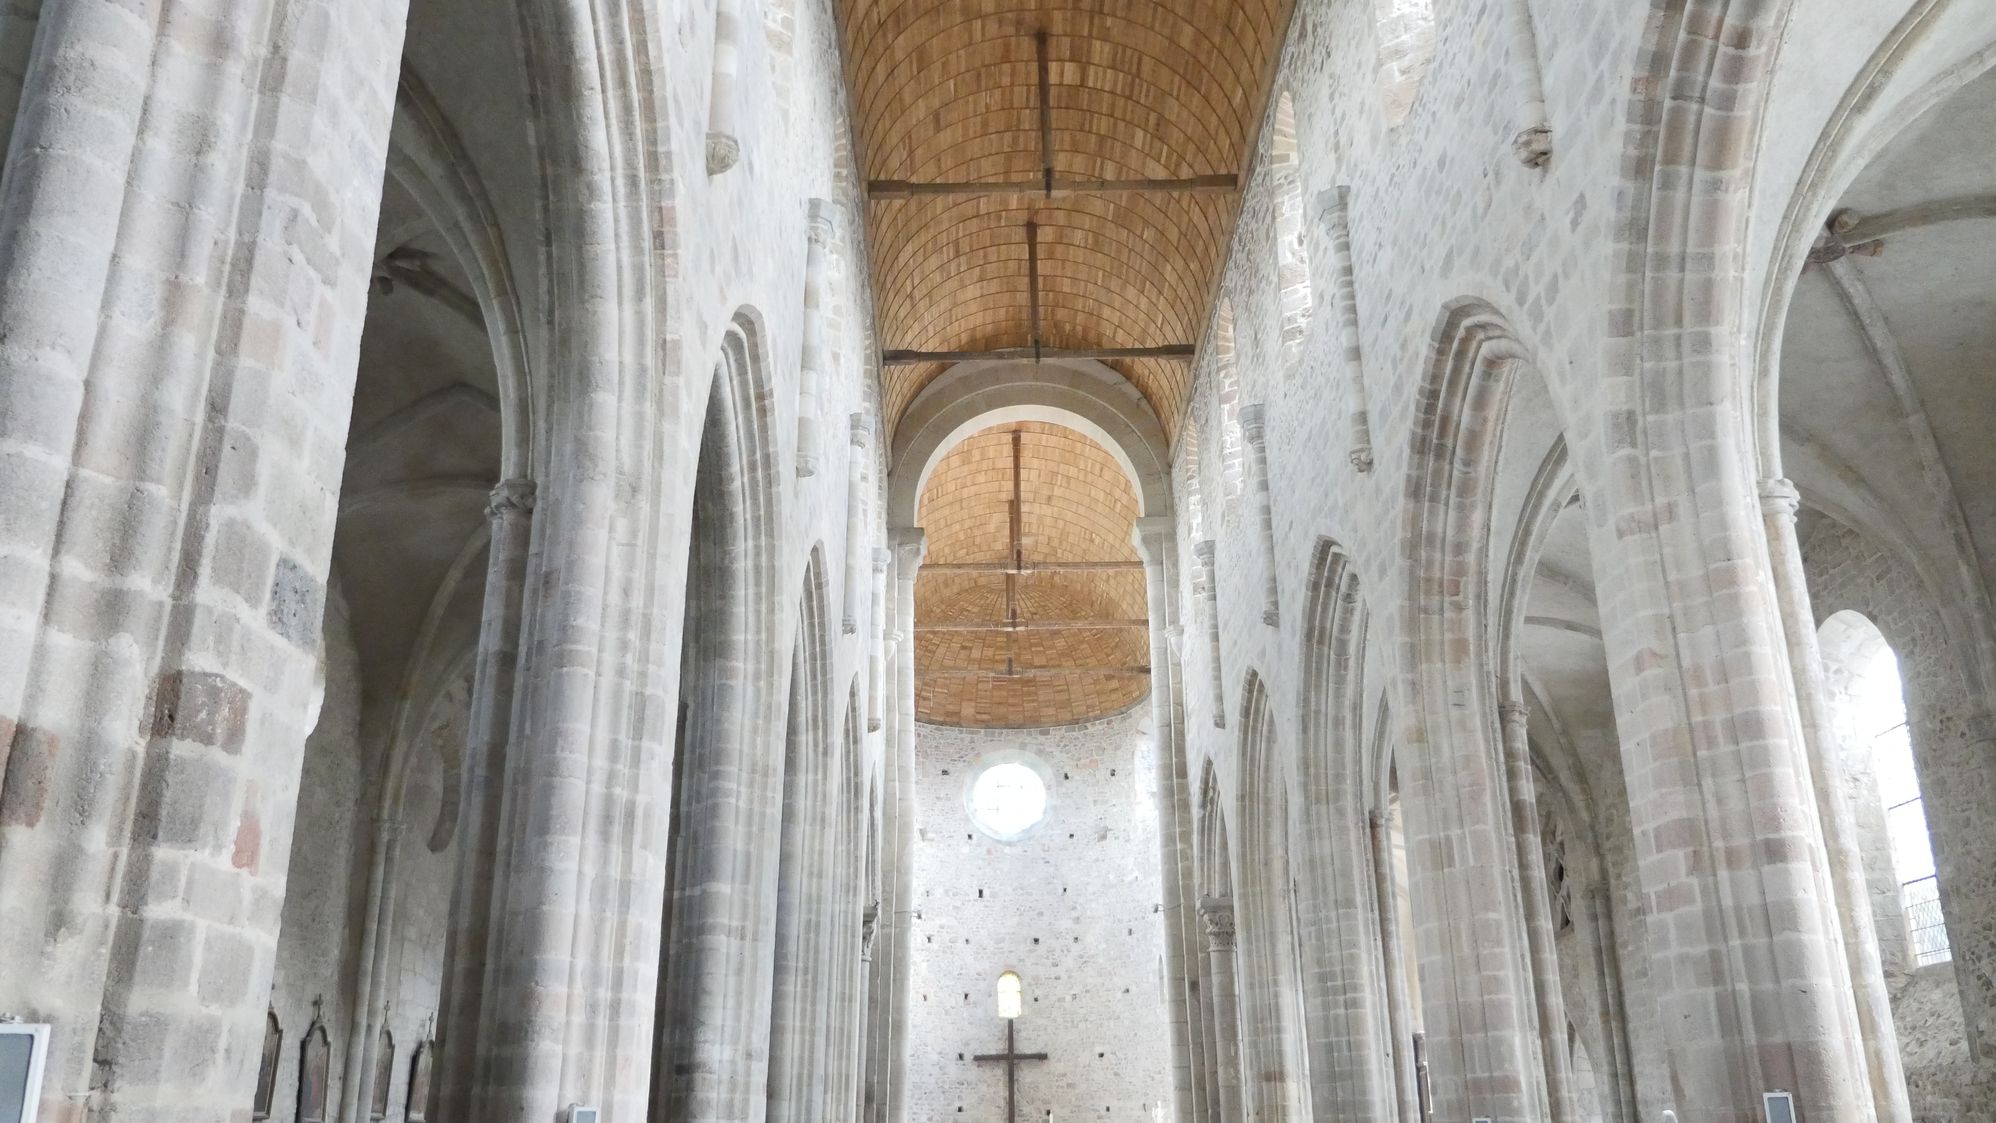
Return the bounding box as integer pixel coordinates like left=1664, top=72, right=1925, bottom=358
left=1234, top=670, right=1311, bottom=1119
left=652, top=308, right=789, bottom=1122
left=1292, top=539, right=1399, bottom=1118
left=1398, top=298, right=1546, bottom=1121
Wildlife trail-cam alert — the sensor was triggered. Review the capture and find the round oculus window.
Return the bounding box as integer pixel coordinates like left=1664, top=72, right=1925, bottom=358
left=967, top=759, right=1049, bottom=840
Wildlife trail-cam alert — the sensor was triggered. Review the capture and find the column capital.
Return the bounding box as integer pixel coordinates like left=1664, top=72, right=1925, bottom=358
left=486, top=478, right=537, bottom=519
left=1759, top=476, right=1801, bottom=519
left=873, top=546, right=892, bottom=573
left=1238, top=402, right=1267, bottom=444
left=850, top=412, right=871, bottom=449
left=1498, top=699, right=1529, bottom=730
left=806, top=197, right=845, bottom=245
left=1131, top=516, right=1175, bottom=566
left=890, top=526, right=927, bottom=573
left=1197, top=897, right=1237, bottom=949
left=1192, top=538, right=1217, bottom=567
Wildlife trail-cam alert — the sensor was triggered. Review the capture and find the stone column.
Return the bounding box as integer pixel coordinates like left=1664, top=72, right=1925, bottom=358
left=1238, top=406, right=1280, bottom=627
left=1199, top=898, right=1245, bottom=1123
left=1135, top=517, right=1198, bottom=1123
left=1369, top=810, right=1422, bottom=1123
left=1591, top=447, right=1870, bottom=1119
left=1193, top=540, right=1226, bottom=728
left=1761, top=477, right=1911, bottom=1123
left=886, top=528, right=926, bottom=1122
left=1498, top=701, right=1577, bottom=1123
left=434, top=479, right=536, bottom=1120
left=0, top=1, right=405, bottom=1117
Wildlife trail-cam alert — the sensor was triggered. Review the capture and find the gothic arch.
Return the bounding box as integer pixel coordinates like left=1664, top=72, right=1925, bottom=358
left=653, top=309, right=789, bottom=1122
left=386, top=68, right=536, bottom=479
left=1233, top=670, right=1311, bottom=1119
left=768, top=545, right=837, bottom=1123
left=886, top=357, right=1173, bottom=528
left=1292, top=538, right=1398, bottom=1118
left=1398, top=297, right=1545, bottom=1122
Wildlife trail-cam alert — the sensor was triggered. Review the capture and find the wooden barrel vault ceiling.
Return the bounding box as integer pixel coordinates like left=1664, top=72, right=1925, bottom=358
left=839, top=0, right=1291, bottom=726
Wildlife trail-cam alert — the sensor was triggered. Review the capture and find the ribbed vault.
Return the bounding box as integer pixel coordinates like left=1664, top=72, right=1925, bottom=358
left=915, top=422, right=1148, bottom=726
left=842, top=0, right=1290, bottom=439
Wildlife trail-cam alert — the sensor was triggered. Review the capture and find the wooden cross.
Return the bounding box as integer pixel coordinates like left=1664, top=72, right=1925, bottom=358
left=972, top=1019, right=1048, bottom=1123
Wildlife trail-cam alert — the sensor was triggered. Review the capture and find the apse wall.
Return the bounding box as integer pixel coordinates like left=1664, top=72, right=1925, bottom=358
left=906, top=704, right=1172, bottom=1121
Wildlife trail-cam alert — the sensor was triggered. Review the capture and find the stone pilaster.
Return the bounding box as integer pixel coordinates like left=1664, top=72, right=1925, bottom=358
left=1238, top=405, right=1280, bottom=626
left=870, top=548, right=891, bottom=731
left=797, top=201, right=839, bottom=478
left=1193, top=540, right=1226, bottom=728
left=1320, top=186, right=1374, bottom=472
left=845, top=415, right=871, bottom=634
left=705, top=0, right=742, bottom=173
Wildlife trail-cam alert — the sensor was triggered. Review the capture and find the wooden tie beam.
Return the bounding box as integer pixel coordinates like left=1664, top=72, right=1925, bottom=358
left=875, top=28, right=1218, bottom=368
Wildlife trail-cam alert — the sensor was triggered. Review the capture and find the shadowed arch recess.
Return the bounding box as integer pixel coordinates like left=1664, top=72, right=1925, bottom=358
left=840, top=0, right=1292, bottom=439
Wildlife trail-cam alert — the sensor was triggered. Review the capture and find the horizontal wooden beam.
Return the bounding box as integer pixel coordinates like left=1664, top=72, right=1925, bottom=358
left=916, top=618, right=1149, bottom=634
left=883, top=344, right=1194, bottom=366
left=919, top=665, right=1152, bottom=679
left=867, top=174, right=1237, bottom=200
left=921, top=561, right=1146, bottom=575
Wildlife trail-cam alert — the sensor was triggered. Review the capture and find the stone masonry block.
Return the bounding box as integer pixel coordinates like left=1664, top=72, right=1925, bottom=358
left=148, top=669, right=252, bottom=753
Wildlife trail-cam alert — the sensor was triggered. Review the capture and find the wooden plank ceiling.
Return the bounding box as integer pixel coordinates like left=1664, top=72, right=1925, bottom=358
left=840, top=0, right=1290, bottom=441
left=839, top=0, right=1289, bottom=726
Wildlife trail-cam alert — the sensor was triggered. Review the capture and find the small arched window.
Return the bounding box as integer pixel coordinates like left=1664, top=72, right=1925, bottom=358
left=1215, top=301, right=1243, bottom=512
left=997, top=970, right=1024, bottom=1019
left=1821, top=611, right=1948, bottom=967
left=1270, top=93, right=1312, bottom=373
left=1373, top=0, right=1436, bottom=126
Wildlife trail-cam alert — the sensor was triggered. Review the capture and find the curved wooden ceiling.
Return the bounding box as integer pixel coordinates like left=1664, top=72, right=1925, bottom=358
left=915, top=423, right=1149, bottom=726
left=841, top=0, right=1290, bottom=438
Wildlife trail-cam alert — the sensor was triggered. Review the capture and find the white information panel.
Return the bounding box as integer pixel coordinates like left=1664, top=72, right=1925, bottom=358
left=0, top=1024, right=50, bottom=1123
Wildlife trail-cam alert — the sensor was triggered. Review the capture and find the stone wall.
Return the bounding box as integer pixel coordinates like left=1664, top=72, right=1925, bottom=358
left=906, top=707, right=1172, bottom=1121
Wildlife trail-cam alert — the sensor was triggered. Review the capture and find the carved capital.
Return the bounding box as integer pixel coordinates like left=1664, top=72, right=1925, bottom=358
left=806, top=197, right=844, bottom=246
left=1198, top=897, right=1237, bottom=950
left=873, top=547, right=892, bottom=574
left=1498, top=700, right=1529, bottom=732
left=1512, top=125, right=1553, bottom=169
left=1131, top=516, right=1175, bottom=567
left=1758, top=477, right=1801, bottom=521
left=1238, top=403, right=1267, bottom=444
left=859, top=899, right=881, bottom=961
left=486, top=478, right=538, bottom=520
left=890, top=527, right=928, bottom=574
left=850, top=412, right=871, bottom=449
left=705, top=131, right=740, bottom=175
left=1192, top=539, right=1217, bottom=569
left=1348, top=443, right=1375, bottom=473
